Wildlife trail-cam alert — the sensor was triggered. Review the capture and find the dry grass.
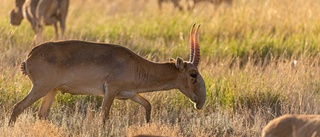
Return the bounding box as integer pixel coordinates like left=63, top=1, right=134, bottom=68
left=1, top=0, right=320, bottom=136
left=127, top=122, right=182, bottom=137
left=1, top=113, right=68, bottom=137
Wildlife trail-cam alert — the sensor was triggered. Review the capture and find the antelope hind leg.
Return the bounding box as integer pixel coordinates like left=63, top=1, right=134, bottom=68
left=130, top=94, right=152, bottom=123
left=9, top=85, right=53, bottom=125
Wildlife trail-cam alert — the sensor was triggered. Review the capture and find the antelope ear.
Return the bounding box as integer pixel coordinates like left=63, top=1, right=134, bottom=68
left=175, top=57, right=185, bottom=72
left=169, top=58, right=176, bottom=62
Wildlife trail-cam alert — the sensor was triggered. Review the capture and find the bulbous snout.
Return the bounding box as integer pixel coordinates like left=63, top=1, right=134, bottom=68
left=195, top=86, right=206, bottom=109
left=180, top=74, right=207, bottom=110
left=195, top=100, right=204, bottom=109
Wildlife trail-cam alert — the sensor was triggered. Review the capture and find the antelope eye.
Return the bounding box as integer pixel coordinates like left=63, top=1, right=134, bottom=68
left=190, top=73, right=197, bottom=78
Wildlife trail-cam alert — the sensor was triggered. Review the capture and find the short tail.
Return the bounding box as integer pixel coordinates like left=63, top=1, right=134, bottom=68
left=21, top=62, right=27, bottom=75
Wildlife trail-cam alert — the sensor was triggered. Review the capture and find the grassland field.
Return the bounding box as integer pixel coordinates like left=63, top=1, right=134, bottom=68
left=1, top=0, right=320, bottom=136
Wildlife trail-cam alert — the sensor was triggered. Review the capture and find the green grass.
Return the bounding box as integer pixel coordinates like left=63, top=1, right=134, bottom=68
left=1, top=0, right=320, bottom=136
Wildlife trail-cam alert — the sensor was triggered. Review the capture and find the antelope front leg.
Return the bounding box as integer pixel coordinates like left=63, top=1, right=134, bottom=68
left=130, top=94, right=152, bottom=123
left=33, top=27, right=44, bottom=45
left=53, top=22, right=59, bottom=39
left=101, top=83, right=117, bottom=124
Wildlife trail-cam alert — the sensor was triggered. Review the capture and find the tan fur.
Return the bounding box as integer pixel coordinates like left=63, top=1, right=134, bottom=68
left=10, top=0, right=69, bottom=41
left=262, top=114, right=320, bottom=137
left=9, top=25, right=206, bottom=125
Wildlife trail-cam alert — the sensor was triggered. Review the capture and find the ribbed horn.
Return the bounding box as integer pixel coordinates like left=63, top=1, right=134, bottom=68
left=189, top=23, right=196, bottom=63
left=193, top=24, right=201, bottom=68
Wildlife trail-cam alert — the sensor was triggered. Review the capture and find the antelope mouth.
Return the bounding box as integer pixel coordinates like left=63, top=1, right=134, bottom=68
left=195, top=93, right=206, bottom=110
left=188, top=94, right=197, bottom=103
left=190, top=97, right=204, bottom=110
left=195, top=102, right=203, bottom=109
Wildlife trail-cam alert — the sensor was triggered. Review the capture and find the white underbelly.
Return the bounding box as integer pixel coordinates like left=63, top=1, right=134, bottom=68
left=57, top=79, right=140, bottom=100
left=116, top=91, right=137, bottom=99
left=57, top=84, right=104, bottom=96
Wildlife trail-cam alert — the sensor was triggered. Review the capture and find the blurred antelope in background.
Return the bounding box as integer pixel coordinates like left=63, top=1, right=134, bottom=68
left=9, top=24, right=206, bottom=125
left=262, top=114, right=320, bottom=137
left=156, top=0, right=232, bottom=11
left=157, top=0, right=183, bottom=11
left=10, top=0, right=69, bottom=42
left=187, top=0, right=233, bottom=10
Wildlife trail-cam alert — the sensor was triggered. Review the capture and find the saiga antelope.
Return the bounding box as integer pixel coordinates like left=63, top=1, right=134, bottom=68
left=9, top=24, right=206, bottom=125
left=156, top=0, right=232, bottom=11
left=262, top=114, right=320, bottom=137
left=187, top=0, right=233, bottom=10
left=158, top=0, right=183, bottom=11
left=10, top=0, right=69, bottom=41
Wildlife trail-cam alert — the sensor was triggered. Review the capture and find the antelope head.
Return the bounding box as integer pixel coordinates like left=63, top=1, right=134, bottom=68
left=171, top=24, right=206, bottom=109
left=10, top=0, right=25, bottom=26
